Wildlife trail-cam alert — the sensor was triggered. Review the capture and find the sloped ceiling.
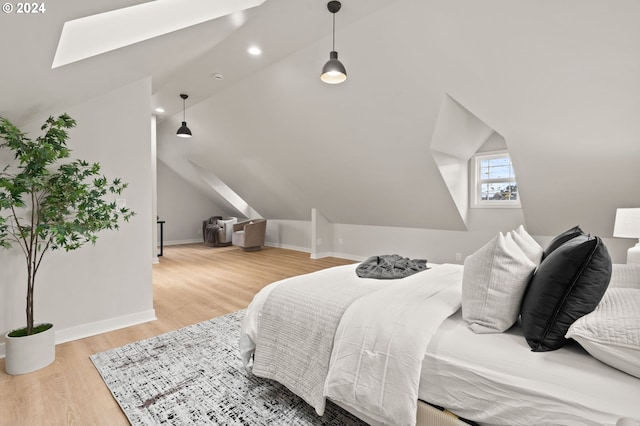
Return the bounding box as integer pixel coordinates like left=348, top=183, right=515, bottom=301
left=3, top=0, right=640, bottom=236
left=0, top=0, right=223, bottom=124
left=158, top=0, right=640, bottom=235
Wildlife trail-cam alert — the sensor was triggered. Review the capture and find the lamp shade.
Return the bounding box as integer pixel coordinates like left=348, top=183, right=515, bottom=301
left=320, top=1, right=346, bottom=85
left=614, top=208, right=640, bottom=264
left=613, top=208, right=640, bottom=238
left=321, top=51, right=347, bottom=84
left=176, top=121, right=192, bottom=138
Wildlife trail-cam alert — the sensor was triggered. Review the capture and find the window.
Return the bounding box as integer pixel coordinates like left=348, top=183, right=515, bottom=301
left=471, top=151, right=520, bottom=208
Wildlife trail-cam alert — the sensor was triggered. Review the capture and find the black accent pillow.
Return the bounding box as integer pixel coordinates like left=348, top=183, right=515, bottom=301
left=542, top=225, right=584, bottom=260
left=520, top=234, right=612, bottom=352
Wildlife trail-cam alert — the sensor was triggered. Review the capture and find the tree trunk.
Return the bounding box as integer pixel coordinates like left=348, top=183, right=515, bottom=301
left=26, top=261, right=35, bottom=335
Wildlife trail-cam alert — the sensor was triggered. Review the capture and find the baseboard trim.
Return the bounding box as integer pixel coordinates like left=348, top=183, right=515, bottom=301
left=162, top=240, right=310, bottom=252
left=310, top=251, right=333, bottom=259
left=265, top=242, right=310, bottom=253
left=159, top=240, right=362, bottom=262
left=311, top=251, right=366, bottom=261
left=164, top=238, right=201, bottom=246
left=330, top=252, right=367, bottom=261
left=0, top=309, right=157, bottom=359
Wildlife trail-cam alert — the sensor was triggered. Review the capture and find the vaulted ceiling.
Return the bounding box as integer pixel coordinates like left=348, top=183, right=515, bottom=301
left=2, top=0, right=640, bottom=237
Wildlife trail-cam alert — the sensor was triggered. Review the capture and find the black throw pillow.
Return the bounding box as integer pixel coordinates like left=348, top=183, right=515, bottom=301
left=542, top=225, right=584, bottom=260
left=520, top=234, right=612, bottom=352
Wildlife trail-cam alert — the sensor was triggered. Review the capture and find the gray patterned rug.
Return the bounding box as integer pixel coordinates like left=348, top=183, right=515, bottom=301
left=90, top=310, right=366, bottom=425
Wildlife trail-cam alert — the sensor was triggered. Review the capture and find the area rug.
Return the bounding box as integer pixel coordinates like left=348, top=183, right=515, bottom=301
left=90, top=310, right=366, bottom=425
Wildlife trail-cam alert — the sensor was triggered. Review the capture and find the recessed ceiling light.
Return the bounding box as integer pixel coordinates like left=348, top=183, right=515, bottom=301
left=248, top=45, right=262, bottom=56
left=212, top=73, right=224, bottom=80
left=154, top=107, right=165, bottom=113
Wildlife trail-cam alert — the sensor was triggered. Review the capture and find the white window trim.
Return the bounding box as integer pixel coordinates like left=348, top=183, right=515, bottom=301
left=470, top=150, right=521, bottom=209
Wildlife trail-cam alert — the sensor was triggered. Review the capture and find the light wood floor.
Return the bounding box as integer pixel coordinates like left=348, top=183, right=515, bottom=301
left=0, top=244, right=354, bottom=426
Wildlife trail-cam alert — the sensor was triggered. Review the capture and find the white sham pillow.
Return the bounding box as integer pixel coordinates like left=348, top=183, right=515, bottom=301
left=513, top=225, right=543, bottom=265
left=566, top=288, right=640, bottom=378
left=462, top=232, right=536, bottom=333
left=609, top=264, right=640, bottom=289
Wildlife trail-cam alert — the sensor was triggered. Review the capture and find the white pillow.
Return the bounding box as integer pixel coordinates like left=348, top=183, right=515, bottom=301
left=609, top=264, right=640, bottom=289
left=513, top=225, right=543, bottom=265
left=566, top=288, right=640, bottom=378
left=462, top=232, right=536, bottom=333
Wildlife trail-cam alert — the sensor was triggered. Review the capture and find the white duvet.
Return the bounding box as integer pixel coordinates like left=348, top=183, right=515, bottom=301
left=240, top=263, right=464, bottom=426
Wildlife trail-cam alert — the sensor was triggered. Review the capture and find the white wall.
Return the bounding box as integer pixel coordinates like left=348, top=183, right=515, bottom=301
left=332, top=224, right=632, bottom=265
left=0, top=78, right=155, bottom=356
left=157, top=159, right=237, bottom=244
left=311, top=208, right=333, bottom=259
left=269, top=219, right=633, bottom=265
left=151, top=116, right=159, bottom=263
left=266, top=219, right=311, bottom=253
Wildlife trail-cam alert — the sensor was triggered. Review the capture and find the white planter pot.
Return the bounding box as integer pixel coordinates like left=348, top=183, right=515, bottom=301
left=4, top=324, right=55, bottom=375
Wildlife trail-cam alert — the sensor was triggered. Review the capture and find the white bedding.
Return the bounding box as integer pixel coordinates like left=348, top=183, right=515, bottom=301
left=242, top=263, right=462, bottom=426
left=240, top=264, right=383, bottom=369
left=251, top=264, right=386, bottom=415
left=421, top=310, right=640, bottom=426
left=240, top=262, right=640, bottom=426
left=325, top=264, right=463, bottom=426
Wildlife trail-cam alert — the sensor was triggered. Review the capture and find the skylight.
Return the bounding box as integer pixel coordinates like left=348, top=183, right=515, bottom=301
left=52, top=0, right=266, bottom=68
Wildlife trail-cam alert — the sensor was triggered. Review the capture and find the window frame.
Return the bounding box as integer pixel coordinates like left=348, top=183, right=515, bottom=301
left=470, top=150, right=521, bottom=209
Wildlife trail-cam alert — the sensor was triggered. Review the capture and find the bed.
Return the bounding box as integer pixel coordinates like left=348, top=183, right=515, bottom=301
left=239, top=228, right=640, bottom=426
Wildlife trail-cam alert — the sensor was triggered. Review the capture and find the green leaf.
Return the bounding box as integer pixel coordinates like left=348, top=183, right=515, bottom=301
left=1, top=114, right=135, bottom=332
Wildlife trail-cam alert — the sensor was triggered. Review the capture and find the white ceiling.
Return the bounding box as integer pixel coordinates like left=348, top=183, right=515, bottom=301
left=0, top=0, right=394, bottom=125
left=51, top=0, right=267, bottom=68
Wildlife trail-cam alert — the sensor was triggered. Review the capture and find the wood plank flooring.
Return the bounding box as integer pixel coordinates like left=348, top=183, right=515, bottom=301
left=0, top=244, right=354, bottom=426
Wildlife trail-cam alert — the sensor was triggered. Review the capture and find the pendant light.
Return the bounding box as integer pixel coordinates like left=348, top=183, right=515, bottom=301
left=320, top=1, right=347, bottom=84
left=176, top=94, right=192, bottom=138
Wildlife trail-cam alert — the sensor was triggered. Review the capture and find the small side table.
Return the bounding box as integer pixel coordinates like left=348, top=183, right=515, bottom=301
left=157, top=220, right=165, bottom=256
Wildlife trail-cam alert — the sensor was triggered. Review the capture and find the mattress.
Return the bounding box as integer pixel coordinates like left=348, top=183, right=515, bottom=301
left=420, top=311, right=640, bottom=426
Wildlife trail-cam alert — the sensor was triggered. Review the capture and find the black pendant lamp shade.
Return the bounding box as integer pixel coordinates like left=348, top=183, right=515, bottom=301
left=176, top=94, right=192, bottom=138
left=321, top=1, right=347, bottom=84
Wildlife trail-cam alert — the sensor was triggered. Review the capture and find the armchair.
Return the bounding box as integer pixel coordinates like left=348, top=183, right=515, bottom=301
left=202, top=216, right=237, bottom=247
left=232, top=219, right=267, bottom=251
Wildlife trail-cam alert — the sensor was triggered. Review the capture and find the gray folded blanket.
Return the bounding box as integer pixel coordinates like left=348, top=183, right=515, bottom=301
left=356, top=254, right=429, bottom=279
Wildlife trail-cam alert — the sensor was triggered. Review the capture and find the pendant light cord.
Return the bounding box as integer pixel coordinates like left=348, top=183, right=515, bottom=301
left=183, top=98, right=186, bottom=122
left=332, top=13, right=336, bottom=51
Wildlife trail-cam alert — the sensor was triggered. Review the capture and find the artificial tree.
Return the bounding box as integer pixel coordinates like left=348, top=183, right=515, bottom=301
left=0, top=113, right=134, bottom=336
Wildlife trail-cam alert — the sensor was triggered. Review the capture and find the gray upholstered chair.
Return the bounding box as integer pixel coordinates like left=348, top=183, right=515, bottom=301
left=232, top=219, right=267, bottom=251
left=202, top=216, right=237, bottom=247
